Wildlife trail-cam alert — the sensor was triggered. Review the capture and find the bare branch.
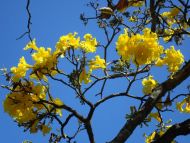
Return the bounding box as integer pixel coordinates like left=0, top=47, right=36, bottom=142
left=17, top=0, right=32, bottom=41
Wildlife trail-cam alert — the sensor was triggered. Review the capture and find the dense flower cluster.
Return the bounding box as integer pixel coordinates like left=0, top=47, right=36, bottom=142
left=5, top=32, right=99, bottom=136
left=56, top=32, right=80, bottom=52
left=116, top=28, right=184, bottom=74
left=3, top=82, right=46, bottom=123
left=56, top=33, right=97, bottom=54
left=3, top=80, right=64, bottom=135
left=80, top=34, right=98, bottom=53
left=156, top=46, right=184, bottom=73
left=27, top=45, right=58, bottom=81
left=116, top=28, right=163, bottom=65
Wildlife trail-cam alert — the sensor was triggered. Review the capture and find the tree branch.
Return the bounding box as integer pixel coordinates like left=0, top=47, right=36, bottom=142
left=152, top=119, right=190, bottom=143
left=150, top=0, right=157, bottom=32
left=17, top=0, right=32, bottom=41
left=85, top=121, right=95, bottom=143
left=108, top=60, right=190, bottom=143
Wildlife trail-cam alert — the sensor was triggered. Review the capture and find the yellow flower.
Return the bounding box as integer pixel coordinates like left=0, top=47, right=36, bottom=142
left=145, top=131, right=156, bottom=143
left=129, top=16, right=137, bottom=22
left=163, top=29, right=174, bottom=42
left=30, top=120, right=39, bottom=133
left=185, top=102, right=190, bottom=112
left=3, top=82, right=46, bottom=123
left=53, top=98, right=64, bottom=106
left=157, top=46, right=184, bottom=74
left=30, top=47, right=58, bottom=80
left=161, top=7, right=181, bottom=27
left=24, top=39, right=58, bottom=80
left=79, top=68, right=92, bottom=84
left=142, top=76, right=158, bottom=95
left=11, top=57, right=31, bottom=82
left=31, top=84, right=46, bottom=104
left=32, top=47, right=52, bottom=67
left=80, top=34, right=97, bottom=53
left=176, top=97, right=190, bottom=113
left=24, top=39, right=38, bottom=51
left=4, top=92, right=36, bottom=123
left=116, top=28, right=163, bottom=66
left=89, top=55, right=106, bottom=71
left=155, top=58, right=164, bottom=67
left=148, top=112, right=161, bottom=122
left=176, top=99, right=186, bottom=112
left=49, top=98, right=64, bottom=116
left=162, top=7, right=180, bottom=19
left=56, top=32, right=80, bottom=54
left=30, top=71, right=48, bottom=82
left=41, top=125, right=52, bottom=136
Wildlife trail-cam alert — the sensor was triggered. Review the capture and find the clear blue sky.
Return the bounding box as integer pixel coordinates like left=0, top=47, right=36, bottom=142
left=0, top=0, right=190, bottom=143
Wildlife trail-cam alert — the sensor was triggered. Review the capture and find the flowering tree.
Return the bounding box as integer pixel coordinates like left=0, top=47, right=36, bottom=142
left=1, top=0, right=190, bottom=143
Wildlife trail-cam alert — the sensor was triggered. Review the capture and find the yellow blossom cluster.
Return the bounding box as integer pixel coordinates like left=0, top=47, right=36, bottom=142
left=56, top=32, right=97, bottom=54
left=10, top=32, right=97, bottom=83
left=3, top=82, right=46, bottom=123
left=24, top=40, right=58, bottom=81
left=142, top=76, right=158, bottom=95
left=116, top=28, right=163, bottom=65
left=3, top=80, right=64, bottom=135
left=80, top=34, right=98, bottom=53
left=11, top=57, right=31, bottom=82
left=176, top=96, right=190, bottom=113
left=89, top=55, right=106, bottom=71
left=161, top=7, right=181, bottom=26
left=156, top=46, right=184, bottom=73
left=116, top=28, right=184, bottom=74
left=56, top=32, right=80, bottom=53
left=160, top=7, right=190, bottom=42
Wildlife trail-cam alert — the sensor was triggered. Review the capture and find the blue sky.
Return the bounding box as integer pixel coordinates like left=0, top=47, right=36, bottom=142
left=0, top=0, right=190, bottom=143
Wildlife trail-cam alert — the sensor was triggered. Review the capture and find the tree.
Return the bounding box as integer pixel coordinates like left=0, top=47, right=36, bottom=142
left=1, top=0, right=190, bottom=143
